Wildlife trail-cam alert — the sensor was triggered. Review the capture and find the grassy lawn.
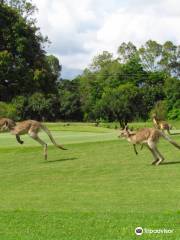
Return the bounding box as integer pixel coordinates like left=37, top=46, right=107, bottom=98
left=0, top=122, right=180, bottom=239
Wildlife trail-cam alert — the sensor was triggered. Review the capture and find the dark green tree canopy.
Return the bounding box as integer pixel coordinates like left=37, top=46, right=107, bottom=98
left=0, top=0, right=37, bottom=19
left=117, top=42, right=137, bottom=63
left=0, top=1, right=179, bottom=122
left=0, top=3, right=61, bottom=101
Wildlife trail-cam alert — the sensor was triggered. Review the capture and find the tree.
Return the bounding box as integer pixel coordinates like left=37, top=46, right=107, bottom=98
left=0, top=3, right=58, bottom=101
left=90, top=51, right=113, bottom=71
left=164, top=77, right=180, bottom=111
left=139, top=40, right=180, bottom=77
left=26, top=92, right=57, bottom=120
left=117, top=42, right=137, bottom=63
left=160, top=41, right=180, bottom=77
left=1, top=0, right=37, bottom=20
left=139, top=40, right=162, bottom=71
left=0, top=101, right=17, bottom=118
left=96, top=84, right=140, bottom=127
left=12, top=95, right=27, bottom=120
left=150, top=100, right=168, bottom=120
left=58, top=79, right=83, bottom=121
left=46, top=55, right=62, bottom=79
left=121, top=55, right=146, bottom=86
left=78, top=68, right=102, bottom=121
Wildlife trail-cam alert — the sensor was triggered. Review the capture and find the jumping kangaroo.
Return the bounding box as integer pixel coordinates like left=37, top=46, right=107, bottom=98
left=152, top=114, right=172, bottom=134
left=0, top=118, right=16, bottom=132
left=119, top=126, right=180, bottom=165
left=3, top=120, right=67, bottom=160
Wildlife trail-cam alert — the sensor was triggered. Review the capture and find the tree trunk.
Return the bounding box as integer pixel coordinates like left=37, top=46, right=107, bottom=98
left=119, top=120, right=125, bottom=129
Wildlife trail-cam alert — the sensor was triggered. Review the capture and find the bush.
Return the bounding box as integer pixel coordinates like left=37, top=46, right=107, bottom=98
left=12, top=96, right=28, bottom=120
left=26, top=93, right=52, bottom=120
left=168, top=108, right=180, bottom=120
left=150, top=100, right=168, bottom=120
left=0, top=102, right=17, bottom=119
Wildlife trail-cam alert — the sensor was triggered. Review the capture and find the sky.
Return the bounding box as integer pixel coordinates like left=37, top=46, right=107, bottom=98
left=32, top=0, right=180, bottom=79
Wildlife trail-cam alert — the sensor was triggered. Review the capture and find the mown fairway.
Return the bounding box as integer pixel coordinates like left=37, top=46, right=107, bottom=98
left=0, top=123, right=180, bottom=240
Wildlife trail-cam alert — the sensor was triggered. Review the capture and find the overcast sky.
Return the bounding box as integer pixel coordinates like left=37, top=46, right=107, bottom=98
left=32, top=0, right=180, bottom=79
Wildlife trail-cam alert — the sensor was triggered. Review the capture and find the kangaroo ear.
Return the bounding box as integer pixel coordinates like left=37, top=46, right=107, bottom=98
left=124, top=125, right=129, bottom=130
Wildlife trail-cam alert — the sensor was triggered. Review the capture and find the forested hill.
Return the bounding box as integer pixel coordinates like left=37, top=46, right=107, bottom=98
left=0, top=1, right=180, bottom=124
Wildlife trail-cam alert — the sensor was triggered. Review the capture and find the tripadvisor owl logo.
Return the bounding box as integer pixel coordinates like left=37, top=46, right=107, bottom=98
left=135, top=227, right=143, bottom=236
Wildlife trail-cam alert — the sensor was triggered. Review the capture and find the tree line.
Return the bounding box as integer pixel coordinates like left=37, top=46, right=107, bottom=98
left=0, top=0, right=180, bottom=126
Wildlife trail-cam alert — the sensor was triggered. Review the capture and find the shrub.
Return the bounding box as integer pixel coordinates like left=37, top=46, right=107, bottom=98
left=150, top=100, right=168, bottom=120
left=12, top=96, right=28, bottom=120
left=168, top=108, right=180, bottom=120
left=0, top=102, right=17, bottom=119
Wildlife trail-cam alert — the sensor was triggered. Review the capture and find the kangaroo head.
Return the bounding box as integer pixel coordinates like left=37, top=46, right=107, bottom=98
left=118, top=125, right=130, bottom=138
left=1, top=119, right=16, bottom=132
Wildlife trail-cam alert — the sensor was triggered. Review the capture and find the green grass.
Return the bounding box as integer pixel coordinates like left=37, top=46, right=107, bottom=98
left=0, top=123, right=180, bottom=239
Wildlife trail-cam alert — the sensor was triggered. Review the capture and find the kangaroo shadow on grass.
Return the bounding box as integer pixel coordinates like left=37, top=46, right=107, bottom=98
left=44, top=157, right=78, bottom=164
left=161, top=161, right=180, bottom=165
left=169, top=132, right=180, bottom=135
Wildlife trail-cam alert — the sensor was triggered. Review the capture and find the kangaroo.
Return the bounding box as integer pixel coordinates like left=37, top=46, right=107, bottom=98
left=118, top=128, right=144, bottom=155
left=152, top=114, right=172, bottom=134
left=0, top=118, right=16, bottom=132
left=3, top=120, right=67, bottom=160
left=119, top=126, right=180, bottom=165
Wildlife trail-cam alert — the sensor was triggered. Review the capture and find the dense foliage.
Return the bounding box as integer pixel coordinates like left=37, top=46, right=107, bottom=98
left=77, top=47, right=179, bottom=125
left=0, top=1, right=180, bottom=124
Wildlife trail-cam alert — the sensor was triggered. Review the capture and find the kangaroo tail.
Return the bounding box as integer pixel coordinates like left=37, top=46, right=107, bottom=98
left=161, top=132, right=180, bottom=150
left=40, top=124, right=67, bottom=150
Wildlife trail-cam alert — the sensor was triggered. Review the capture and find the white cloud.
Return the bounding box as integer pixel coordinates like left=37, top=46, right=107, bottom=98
left=97, top=9, right=180, bottom=49
left=32, top=0, right=180, bottom=78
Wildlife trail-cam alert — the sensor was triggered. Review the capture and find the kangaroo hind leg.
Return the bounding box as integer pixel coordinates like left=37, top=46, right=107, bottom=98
left=154, top=146, right=164, bottom=165
left=29, top=131, right=47, bottom=160
left=147, top=141, right=159, bottom=165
